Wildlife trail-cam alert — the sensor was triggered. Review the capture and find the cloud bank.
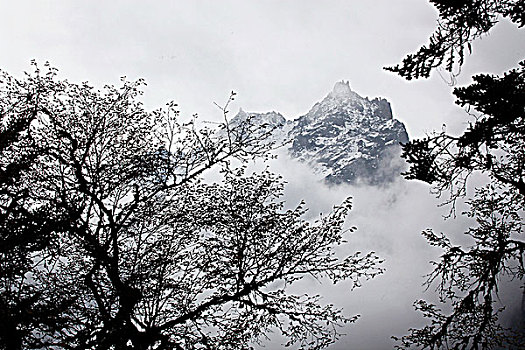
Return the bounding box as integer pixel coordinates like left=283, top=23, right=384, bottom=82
left=249, top=150, right=521, bottom=349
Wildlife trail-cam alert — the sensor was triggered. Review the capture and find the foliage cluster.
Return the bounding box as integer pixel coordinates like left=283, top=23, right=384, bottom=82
left=386, top=0, right=525, bottom=80
left=389, top=0, right=525, bottom=349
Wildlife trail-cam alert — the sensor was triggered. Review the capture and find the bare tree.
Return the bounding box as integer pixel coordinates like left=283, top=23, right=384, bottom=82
left=0, top=62, right=383, bottom=350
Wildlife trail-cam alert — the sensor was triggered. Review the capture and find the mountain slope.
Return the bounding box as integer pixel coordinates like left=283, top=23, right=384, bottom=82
left=231, top=81, right=409, bottom=185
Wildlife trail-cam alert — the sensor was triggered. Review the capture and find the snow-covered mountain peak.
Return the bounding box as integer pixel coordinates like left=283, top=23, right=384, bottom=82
left=228, top=109, right=291, bottom=146
left=326, top=80, right=361, bottom=103
left=229, top=82, right=409, bottom=185
left=330, top=80, right=353, bottom=98
left=232, top=109, right=286, bottom=126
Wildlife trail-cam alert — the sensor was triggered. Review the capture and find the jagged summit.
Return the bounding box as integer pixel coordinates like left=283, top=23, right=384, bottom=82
left=229, top=82, right=409, bottom=185
left=232, top=109, right=287, bottom=128
left=325, top=80, right=363, bottom=103
left=228, top=109, right=291, bottom=145
left=302, top=81, right=396, bottom=126
left=329, top=80, right=353, bottom=98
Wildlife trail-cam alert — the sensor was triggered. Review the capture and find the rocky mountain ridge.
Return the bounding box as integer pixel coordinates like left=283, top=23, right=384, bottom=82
left=232, top=81, right=409, bottom=185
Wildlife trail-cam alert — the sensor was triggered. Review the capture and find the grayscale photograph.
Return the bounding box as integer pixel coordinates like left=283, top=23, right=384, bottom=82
left=0, top=1, right=524, bottom=349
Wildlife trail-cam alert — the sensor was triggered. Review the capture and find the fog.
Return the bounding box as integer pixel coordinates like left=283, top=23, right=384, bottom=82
left=244, top=151, right=523, bottom=349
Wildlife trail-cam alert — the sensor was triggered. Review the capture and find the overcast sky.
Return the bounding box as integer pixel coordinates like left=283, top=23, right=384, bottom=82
left=2, top=1, right=524, bottom=139
left=2, top=1, right=524, bottom=349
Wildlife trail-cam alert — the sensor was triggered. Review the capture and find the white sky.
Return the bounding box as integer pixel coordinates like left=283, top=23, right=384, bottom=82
left=1, top=1, right=524, bottom=348
left=2, top=1, right=524, bottom=139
